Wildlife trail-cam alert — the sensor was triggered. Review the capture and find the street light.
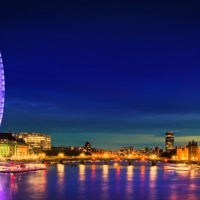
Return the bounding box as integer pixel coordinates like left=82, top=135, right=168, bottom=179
left=58, top=153, right=64, bottom=158
left=151, top=154, right=157, bottom=159
left=104, top=153, right=108, bottom=165
left=58, top=153, right=64, bottom=164
left=80, top=153, right=84, bottom=164
left=80, top=153, right=84, bottom=158
left=128, top=154, right=132, bottom=165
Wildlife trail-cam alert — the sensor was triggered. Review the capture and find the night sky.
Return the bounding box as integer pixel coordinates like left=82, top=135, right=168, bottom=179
left=1, top=0, right=200, bottom=150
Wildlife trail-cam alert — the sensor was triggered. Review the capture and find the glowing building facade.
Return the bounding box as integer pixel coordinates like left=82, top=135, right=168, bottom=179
left=0, top=133, right=28, bottom=157
left=17, top=132, right=51, bottom=152
left=176, top=140, right=200, bottom=161
left=165, top=131, right=174, bottom=152
left=0, top=53, right=5, bottom=125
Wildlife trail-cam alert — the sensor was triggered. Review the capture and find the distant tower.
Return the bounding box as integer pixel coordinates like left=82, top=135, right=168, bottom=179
left=188, top=140, right=198, bottom=161
left=85, top=141, right=92, bottom=153
left=0, top=52, right=5, bottom=126
left=165, top=131, right=174, bottom=152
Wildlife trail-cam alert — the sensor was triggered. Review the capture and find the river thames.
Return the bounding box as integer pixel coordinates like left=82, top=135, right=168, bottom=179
left=0, top=161, right=200, bottom=200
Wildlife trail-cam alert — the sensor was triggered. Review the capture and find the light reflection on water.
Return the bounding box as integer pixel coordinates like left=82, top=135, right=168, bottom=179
left=139, top=166, right=146, bottom=199
left=150, top=166, right=157, bottom=185
left=1, top=164, right=200, bottom=200
left=91, top=164, right=96, bottom=179
left=126, top=166, right=133, bottom=196
left=102, top=164, right=108, bottom=180
left=114, top=163, right=121, bottom=179
left=149, top=166, right=157, bottom=200
left=57, top=164, right=65, bottom=194
left=79, top=164, right=85, bottom=181
left=29, top=168, right=48, bottom=199
left=114, top=164, right=121, bottom=195
left=127, top=165, right=133, bottom=181
left=101, top=165, right=109, bottom=199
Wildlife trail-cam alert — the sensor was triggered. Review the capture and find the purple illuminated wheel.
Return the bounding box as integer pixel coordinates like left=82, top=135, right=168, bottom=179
left=0, top=52, right=5, bottom=125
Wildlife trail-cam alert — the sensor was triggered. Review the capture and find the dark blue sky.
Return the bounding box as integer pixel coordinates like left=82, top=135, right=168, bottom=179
left=1, top=0, right=200, bottom=150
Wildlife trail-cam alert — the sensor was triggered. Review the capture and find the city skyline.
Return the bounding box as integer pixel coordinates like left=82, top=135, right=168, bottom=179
left=1, top=1, right=200, bottom=150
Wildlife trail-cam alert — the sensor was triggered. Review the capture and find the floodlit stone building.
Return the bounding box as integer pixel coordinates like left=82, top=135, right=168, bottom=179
left=17, top=132, right=51, bottom=153
left=176, top=140, right=200, bottom=161
left=0, top=132, right=28, bottom=157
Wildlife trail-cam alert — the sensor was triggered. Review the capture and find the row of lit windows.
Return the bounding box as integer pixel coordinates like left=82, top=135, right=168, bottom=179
left=190, top=148, right=197, bottom=151
left=27, top=138, right=50, bottom=140
left=0, top=146, right=9, bottom=150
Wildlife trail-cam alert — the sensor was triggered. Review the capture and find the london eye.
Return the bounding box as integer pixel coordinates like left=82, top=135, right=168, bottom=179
left=0, top=52, right=5, bottom=126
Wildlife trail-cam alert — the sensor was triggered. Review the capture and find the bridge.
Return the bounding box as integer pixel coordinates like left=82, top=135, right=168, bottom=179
left=42, top=154, right=170, bottom=166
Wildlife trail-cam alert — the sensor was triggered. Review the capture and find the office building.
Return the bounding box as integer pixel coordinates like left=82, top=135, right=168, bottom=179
left=119, top=146, right=134, bottom=156
left=165, top=131, right=174, bottom=152
left=17, top=132, right=51, bottom=153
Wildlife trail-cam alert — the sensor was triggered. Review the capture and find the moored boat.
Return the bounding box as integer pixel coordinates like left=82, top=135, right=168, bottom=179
left=0, top=162, right=46, bottom=173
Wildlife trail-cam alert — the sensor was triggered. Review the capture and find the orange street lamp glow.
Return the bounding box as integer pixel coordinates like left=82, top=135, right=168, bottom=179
left=59, top=153, right=64, bottom=157
left=151, top=155, right=156, bottom=159
left=80, top=153, right=84, bottom=158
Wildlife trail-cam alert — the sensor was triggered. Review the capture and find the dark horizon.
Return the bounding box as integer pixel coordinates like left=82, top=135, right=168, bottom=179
left=1, top=0, right=200, bottom=150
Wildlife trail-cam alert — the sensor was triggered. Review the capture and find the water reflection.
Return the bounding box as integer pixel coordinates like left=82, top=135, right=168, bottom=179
left=8, top=170, right=48, bottom=199
left=57, top=164, right=65, bottom=191
left=127, top=166, right=133, bottom=181
left=31, top=170, right=47, bottom=198
left=57, top=164, right=65, bottom=173
left=139, top=166, right=146, bottom=199
left=126, top=166, right=134, bottom=195
left=10, top=174, right=18, bottom=194
left=140, top=166, right=145, bottom=181
left=115, top=164, right=120, bottom=178
left=149, top=166, right=157, bottom=200
left=114, top=164, right=121, bottom=194
left=0, top=182, right=3, bottom=191
left=79, top=164, right=85, bottom=181
left=91, top=165, right=96, bottom=179
left=190, top=169, right=199, bottom=178
left=176, top=170, right=190, bottom=176
left=163, top=165, right=168, bottom=180
left=150, top=166, right=157, bottom=184
left=1, top=165, right=200, bottom=200
left=102, top=165, right=108, bottom=181
left=0, top=175, right=6, bottom=200
left=101, top=165, right=109, bottom=199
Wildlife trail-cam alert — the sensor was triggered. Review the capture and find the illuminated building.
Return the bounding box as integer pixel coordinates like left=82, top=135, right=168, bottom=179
left=176, top=140, right=200, bottom=161
left=85, top=141, right=92, bottom=153
left=165, top=131, right=174, bottom=152
left=176, top=144, right=188, bottom=160
left=188, top=140, right=198, bottom=161
left=154, top=146, right=163, bottom=155
left=119, top=146, right=134, bottom=156
left=17, top=132, right=51, bottom=152
left=0, top=52, right=5, bottom=126
left=0, top=133, right=28, bottom=157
